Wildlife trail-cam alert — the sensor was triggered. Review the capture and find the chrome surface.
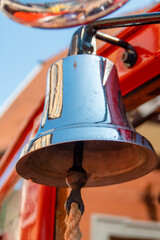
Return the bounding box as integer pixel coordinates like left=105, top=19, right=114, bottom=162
left=68, top=25, right=137, bottom=66
left=16, top=54, right=159, bottom=187
left=90, top=12, right=160, bottom=30
left=68, top=25, right=96, bottom=56
left=0, top=0, right=128, bottom=29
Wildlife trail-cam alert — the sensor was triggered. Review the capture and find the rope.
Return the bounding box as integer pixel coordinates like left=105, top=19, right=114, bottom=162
left=64, top=202, right=82, bottom=240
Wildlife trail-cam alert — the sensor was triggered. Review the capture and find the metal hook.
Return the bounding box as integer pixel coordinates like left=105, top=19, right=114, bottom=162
left=96, top=31, right=137, bottom=67
left=65, top=142, right=88, bottom=215
left=65, top=188, right=84, bottom=215
left=65, top=165, right=88, bottom=215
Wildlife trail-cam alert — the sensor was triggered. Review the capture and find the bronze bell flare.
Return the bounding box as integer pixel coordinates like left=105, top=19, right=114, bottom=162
left=16, top=54, right=159, bottom=187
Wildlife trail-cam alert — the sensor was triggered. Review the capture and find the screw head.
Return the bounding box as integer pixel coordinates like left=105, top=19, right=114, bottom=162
left=122, top=50, right=137, bottom=68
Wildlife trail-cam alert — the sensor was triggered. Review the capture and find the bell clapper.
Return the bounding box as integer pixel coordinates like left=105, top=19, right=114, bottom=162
left=65, top=165, right=88, bottom=215
left=64, top=142, right=88, bottom=240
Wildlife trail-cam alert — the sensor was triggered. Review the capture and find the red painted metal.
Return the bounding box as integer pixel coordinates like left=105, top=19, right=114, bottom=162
left=19, top=181, right=56, bottom=240
left=98, top=3, right=160, bottom=96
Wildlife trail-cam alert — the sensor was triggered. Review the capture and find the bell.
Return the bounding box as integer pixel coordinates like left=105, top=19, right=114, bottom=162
left=16, top=54, right=159, bottom=187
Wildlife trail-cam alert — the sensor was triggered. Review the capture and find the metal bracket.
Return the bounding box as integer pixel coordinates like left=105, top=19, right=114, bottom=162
left=68, top=25, right=137, bottom=68
left=91, top=12, right=160, bottom=67
left=96, top=31, right=137, bottom=68
left=68, top=25, right=96, bottom=56
left=68, top=12, right=160, bottom=67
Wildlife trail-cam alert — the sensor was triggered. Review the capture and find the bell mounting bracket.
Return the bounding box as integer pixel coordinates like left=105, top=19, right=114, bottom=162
left=68, top=12, right=160, bottom=68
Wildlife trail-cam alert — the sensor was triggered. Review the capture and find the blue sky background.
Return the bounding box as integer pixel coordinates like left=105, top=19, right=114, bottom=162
left=0, top=0, right=159, bottom=112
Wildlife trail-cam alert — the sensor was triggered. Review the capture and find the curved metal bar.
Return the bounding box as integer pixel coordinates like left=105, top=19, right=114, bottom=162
left=68, top=12, right=160, bottom=67
left=96, top=31, right=137, bottom=68
left=96, top=31, right=134, bottom=51
left=90, top=12, right=160, bottom=30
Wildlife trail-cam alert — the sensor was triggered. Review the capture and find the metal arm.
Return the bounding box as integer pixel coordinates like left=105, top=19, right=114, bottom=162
left=96, top=31, right=137, bottom=67
left=90, top=12, right=160, bottom=30
left=68, top=12, right=160, bottom=67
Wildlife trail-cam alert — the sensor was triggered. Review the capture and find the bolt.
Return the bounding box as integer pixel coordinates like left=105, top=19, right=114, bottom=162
left=82, top=42, right=94, bottom=53
left=121, top=50, right=137, bottom=68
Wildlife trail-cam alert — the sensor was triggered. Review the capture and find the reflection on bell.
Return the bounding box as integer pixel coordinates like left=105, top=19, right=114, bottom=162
left=16, top=54, right=159, bottom=187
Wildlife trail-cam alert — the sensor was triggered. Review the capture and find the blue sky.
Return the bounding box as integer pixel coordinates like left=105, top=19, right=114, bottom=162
left=0, top=0, right=158, bottom=113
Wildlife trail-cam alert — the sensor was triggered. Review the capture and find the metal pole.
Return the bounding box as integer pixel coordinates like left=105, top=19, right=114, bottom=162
left=90, top=12, right=160, bottom=30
